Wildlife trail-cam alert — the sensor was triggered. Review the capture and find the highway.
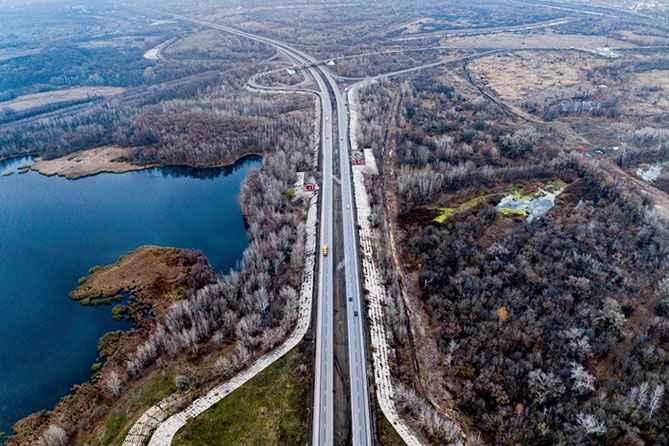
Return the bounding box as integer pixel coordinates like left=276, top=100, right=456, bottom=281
left=181, top=18, right=373, bottom=445
left=325, top=72, right=373, bottom=446
left=121, top=5, right=373, bottom=445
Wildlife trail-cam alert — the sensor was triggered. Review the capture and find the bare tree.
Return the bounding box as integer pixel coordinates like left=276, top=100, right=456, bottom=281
left=105, top=370, right=122, bottom=398
left=570, top=362, right=596, bottom=394
left=576, top=413, right=606, bottom=436
left=648, top=385, right=665, bottom=421
left=38, top=425, right=67, bottom=446
left=528, top=369, right=564, bottom=404
left=395, top=383, right=462, bottom=445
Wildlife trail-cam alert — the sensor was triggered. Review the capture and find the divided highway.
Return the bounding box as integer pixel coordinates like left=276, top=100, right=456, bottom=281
left=327, top=72, right=373, bottom=446
left=124, top=6, right=373, bottom=445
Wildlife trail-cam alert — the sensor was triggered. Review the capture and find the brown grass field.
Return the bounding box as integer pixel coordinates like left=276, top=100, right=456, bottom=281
left=0, top=86, right=124, bottom=111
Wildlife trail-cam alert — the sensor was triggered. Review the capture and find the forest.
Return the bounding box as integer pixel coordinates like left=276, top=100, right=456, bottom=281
left=0, top=36, right=303, bottom=169
left=358, top=65, right=669, bottom=445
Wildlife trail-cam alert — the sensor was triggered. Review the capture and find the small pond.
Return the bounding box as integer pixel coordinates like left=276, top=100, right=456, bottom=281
left=496, top=186, right=564, bottom=222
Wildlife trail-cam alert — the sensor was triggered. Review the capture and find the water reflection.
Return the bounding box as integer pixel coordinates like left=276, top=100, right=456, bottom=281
left=158, top=155, right=261, bottom=179
left=0, top=154, right=260, bottom=435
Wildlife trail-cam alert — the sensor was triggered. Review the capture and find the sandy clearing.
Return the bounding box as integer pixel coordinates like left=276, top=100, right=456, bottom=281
left=143, top=38, right=177, bottom=61
left=0, top=86, right=124, bottom=112
left=0, top=48, right=40, bottom=61
left=32, top=146, right=150, bottom=179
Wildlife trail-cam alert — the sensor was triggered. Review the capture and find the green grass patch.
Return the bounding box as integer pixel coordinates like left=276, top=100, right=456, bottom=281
left=173, top=347, right=310, bottom=446
left=510, top=186, right=542, bottom=201
left=103, top=409, right=128, bottom=445
left=89, top=265, right=102, bottom=274
left=461, top=193, right=494, bottom=209
left=498, top=208, right=528, bottom=218
left=376, top=411, right=406, bottom=446
left=138, top=371, right=175, bottom=407
left=2, top=171, right=13, bottom=176
left=433, top=207, right=454, bottom=223
left=434, top=193, right=495, bottom=223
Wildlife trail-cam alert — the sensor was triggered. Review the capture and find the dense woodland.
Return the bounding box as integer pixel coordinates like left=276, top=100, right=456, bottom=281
left=359, top=67, right=669, bottom=445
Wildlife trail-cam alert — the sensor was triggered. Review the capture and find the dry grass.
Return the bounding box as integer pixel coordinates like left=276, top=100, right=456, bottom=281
left=163, top=30, right=226, bottom=56
left=389, top=17, right=435, bottom=35
left=622, top=69, right=669, bottom=116
left=440, top=29, right=634, bottom=49
left=77, top=36, right=151, bottom=49
left=0, top=86, right=123, bottom=111
left=0, top=48, right=40, bottom=61
left=468, top=50, right=603, bottom=102
left=469, top=49, right=669, bottom=120
left=71, top=245, right=193, bottom=306
left=396, top=17, right=576, bottom=40
left=616, top=30, right=669, bottom=45
left=32, top=146, right=148, bottom=179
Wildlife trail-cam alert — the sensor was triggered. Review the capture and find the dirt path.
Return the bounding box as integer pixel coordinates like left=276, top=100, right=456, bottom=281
left=375, top=82, right=478, bottom=444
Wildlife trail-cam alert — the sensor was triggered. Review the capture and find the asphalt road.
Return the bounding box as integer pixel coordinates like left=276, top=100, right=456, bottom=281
left=195, top=22, right=373, bottom=445
left=331, top=75, right=373, bottom=446
left=120, top=6, right=372, bottom=445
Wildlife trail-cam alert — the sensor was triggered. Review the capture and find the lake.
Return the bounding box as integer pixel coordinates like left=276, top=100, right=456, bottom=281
left=0, top=155, right=259, bottom=436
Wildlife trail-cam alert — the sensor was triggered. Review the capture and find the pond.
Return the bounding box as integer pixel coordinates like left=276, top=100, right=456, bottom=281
left=496, top=186, right=565, bottom=222
left=0, top=155, right=259, bottom=436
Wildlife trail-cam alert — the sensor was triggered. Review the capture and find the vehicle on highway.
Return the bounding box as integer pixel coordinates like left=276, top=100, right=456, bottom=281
left=354, top=311, right=358, bottom=317
left=323, top=244, right=328, bottom=256
left=349, top=297, right=352, bottom=302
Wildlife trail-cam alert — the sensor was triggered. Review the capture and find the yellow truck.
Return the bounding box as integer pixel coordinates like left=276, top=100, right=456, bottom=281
left=323, top=244, right=328, bottom=256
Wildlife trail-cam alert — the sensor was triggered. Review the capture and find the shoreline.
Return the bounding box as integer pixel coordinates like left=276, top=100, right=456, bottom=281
left=2, top=147, right=263, bottom=180
left=3, top=150, right=262, bottom=444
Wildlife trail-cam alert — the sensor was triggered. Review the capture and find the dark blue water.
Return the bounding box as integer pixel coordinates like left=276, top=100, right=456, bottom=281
left=0, top=156, right=259, bottom=435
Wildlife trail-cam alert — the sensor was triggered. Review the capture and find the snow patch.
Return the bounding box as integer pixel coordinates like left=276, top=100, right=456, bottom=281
left=636, top=161, right=668, bottom=182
